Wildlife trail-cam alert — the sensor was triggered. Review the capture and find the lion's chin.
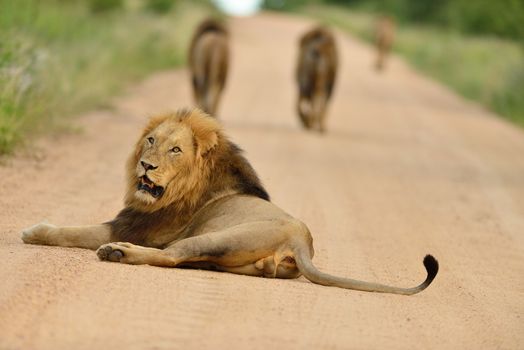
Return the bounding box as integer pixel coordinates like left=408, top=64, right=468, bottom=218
left=134, top=190, right=160, bottom=204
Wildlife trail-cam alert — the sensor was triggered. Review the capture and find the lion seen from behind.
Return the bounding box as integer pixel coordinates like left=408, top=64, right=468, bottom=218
left=189, top=18, right=229, bottom=116
left=296, top=26, right=338, bottom=133
left=375, top=16, right=395, bottom=71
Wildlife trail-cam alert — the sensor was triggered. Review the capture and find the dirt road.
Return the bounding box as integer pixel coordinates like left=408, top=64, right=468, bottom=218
left=1, top=13, right=523, bottom=349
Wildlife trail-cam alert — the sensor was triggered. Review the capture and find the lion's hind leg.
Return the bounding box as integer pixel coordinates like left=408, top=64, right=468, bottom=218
left=297, top=96, right=313, bottom=129
left=220, top=255, right=299, bottom=279
left=181, top=255, right=300, bottom=279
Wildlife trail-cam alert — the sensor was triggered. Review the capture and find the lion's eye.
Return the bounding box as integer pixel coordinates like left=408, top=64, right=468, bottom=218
left=171, top=146, right=182, bottom=153
left=147, top=137, right=154, bottom=145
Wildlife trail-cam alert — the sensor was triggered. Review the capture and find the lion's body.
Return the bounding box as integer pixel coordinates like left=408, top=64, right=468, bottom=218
left=375, top=16, right=395, bottom=71
left=22, top=109, right=438, bottom=294
left=189, top=19, right=229, bottom=116
left=296, top=27, right=338, bottom=133
left=108, top=194, right=306, bottom=279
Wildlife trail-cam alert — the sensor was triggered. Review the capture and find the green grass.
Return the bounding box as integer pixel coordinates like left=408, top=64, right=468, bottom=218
left=298, top=4, right=524, bottom=127
left=0, top=0, right=215, bottom=154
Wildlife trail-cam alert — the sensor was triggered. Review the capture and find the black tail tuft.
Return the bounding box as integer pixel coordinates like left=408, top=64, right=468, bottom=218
left=423, top=255, right=439, bottom=284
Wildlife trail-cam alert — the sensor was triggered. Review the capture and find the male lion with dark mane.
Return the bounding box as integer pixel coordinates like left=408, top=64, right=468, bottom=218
left=296, top=26, right=338, bottom=133
left=189, top=18, right=229, bottom=116
left=22, top=109, right=438, bottom=294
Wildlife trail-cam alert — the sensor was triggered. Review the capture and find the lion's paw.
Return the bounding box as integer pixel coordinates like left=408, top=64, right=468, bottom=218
left=96, top=243, right=125, bottom=262
left=21, top=222, right=57, bottom=245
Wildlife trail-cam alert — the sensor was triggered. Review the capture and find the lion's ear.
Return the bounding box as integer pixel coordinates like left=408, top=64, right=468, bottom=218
left=194, top=128, right=218, bottom=157
left=186, top=111, right=221, bottom=157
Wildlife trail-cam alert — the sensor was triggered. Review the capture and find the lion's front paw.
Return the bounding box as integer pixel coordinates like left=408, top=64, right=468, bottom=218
left=96, top=242, right=160, bottom=265
left=96, top=244, right=125, bottom=262
left=21, top=222, right=57, bottom=245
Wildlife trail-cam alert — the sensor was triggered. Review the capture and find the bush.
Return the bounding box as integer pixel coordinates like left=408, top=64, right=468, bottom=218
left=313, top=0, right=524, bottom=41
left=88, top=0, right=123, bottom=13
left=441, top=0, right=524, bottom=41
left=264, top=0, right=312, bottom=11
left=144, top=0, right=176, bottom=14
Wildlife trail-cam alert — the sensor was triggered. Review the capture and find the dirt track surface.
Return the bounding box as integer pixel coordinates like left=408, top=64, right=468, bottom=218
left=1, top=13, right=523, bottom=349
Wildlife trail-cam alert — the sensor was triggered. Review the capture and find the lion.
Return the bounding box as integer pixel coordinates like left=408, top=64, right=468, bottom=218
left=21, top=108, right=438, bottom=295
left=296, top=26, right=338, bottom=133
left=188, top=18, right=229, bottom=116
left=375, top=16, right=395, bottom=71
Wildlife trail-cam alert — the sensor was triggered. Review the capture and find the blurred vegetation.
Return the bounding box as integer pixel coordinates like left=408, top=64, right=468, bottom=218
left=88, top=0, right=124, bottom=13
left=265, top=0, right=524, bottom=41
left=144, top=0, right=176, bottom=14
left=0, top=0, right=214, bottom=154
left=267, top=0, right=524, bottom=126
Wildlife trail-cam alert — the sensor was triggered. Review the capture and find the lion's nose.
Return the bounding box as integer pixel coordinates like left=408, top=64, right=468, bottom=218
left=141, top=161, right=158, bottom=171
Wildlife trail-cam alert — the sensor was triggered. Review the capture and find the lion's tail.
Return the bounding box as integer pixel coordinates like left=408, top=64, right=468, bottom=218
left=293, top=243, right=438, bottom=295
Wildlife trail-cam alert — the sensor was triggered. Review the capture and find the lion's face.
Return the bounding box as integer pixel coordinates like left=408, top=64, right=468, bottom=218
left=125, top=110, right=220, bottom=212
left=133, top=120, right=196, bottom=204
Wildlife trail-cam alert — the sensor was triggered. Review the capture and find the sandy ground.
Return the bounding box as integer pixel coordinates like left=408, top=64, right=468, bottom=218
left=1, top=13, right=523, bottom=350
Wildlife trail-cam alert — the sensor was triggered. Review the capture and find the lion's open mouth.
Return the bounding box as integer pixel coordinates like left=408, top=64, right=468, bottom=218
left=137, top=175, right=164, bottom=198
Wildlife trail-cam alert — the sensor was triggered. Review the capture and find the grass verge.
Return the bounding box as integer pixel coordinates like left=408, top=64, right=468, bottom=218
left=298, top=4, right=524, bottom=127
left=0, top=0, right=215, bottom=154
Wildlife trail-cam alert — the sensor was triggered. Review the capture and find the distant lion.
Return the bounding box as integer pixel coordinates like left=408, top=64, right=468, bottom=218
left=296, top=26, right=338, bottom=133
left=375, top=16, right=395, bottom=71
left=22, top=108, right=438, bottom=295
left=189, top=18, right=229, bottom=116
